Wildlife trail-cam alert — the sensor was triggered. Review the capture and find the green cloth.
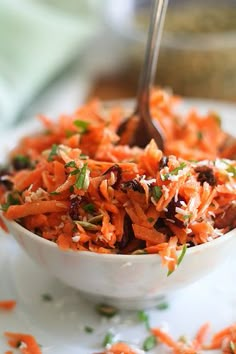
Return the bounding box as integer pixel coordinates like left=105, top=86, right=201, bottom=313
left=0, top=0, right=100, bottom=128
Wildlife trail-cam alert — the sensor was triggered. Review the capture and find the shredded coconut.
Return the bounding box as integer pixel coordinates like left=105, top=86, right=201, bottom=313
left=19, top=342, right=27, bottom=350
left=162, top=185, right=169, bottom=200
left=166, top=218, right=175, bottom=224
left=72, top=235, right=80, bottom=242
left=164, top=256, right=175, bottom=262
left=175, top=207, right=188, bottom=215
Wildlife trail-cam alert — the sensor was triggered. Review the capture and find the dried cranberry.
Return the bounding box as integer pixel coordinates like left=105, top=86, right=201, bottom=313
left=69, top=196, right=82, bottom=220
left=195, top=166, right=216, bottom=186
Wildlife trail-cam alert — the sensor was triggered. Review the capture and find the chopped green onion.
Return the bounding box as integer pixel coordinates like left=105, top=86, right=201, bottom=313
left=48, top=144, right=58, bottom=162
left=75, top=221, right=99, bottom=231
left=50, top=191, right=60, bottom=195
left=230, top=341, right=235, bottom=352
left=103, top=332, right=114, bottom=347
left=183, top=214, right=192, bottom=220
left=167, top=244, right=187, bottom=276
left=177, top=244, right=187, bottom=265
left=73, top=120, right=89, bottom=133
left=70, top=168, right=80, bottom=176
left=147, top=217, right=155, bottom=223
left=88, top=214, right=103, bottom=224
left=178, top=335, right=188, bottom=344
left=143, top=335, right=157, bottom=351
left=156, top=301, right=169, bottom=310
left=75, top=164, right=88, bottom=190
left=83, top=203, right=95, bottom=213
left=161, top=162, right=187, bottom=181
left=65, top=161, right=77, bottom=168
left=137, top=310, right=150, bottom=330
left=41, top=293, right=53, bottom=302
left=80, top=154, right=89, bottom=160
left=69, top=185, right=74, bottom=193
left=1, top=192, right=20, bottom=212
left=44, top=129, right=52, bottom=135
left=84, top=326, right=94, bottom=333
left=197, top=131, right=203, bottom=140
left=211, top=112, right=221, bottom=126
left=152, top=186, right=162, bottom=201
left=226, top=165, right=236, bottom=177
left=69, top=164, right=89, bottom=190
left=96, top=304, right=118, bottom=318
left=65, top=130, right=76, bottom=138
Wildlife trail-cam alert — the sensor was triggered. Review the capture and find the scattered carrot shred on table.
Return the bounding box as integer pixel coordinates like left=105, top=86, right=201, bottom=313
left=0, top=88, right=235, bottom=273
left=151, top=323, right=210, bottom=354
left=101, top=342, right=138, bottom=354
left=0, top=300, right=16, bottom=311
left=4, top=332, right=42, bottom=354
left=2, top=322, right=236, bottom=353
left=100, top=322, right=236, bottom=354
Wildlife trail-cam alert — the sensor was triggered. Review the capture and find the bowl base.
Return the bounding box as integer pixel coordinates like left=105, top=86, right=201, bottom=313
left=79, top=290, right=167, bottom=310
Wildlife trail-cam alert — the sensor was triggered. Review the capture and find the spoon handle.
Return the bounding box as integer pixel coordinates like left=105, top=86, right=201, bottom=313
left=137, top=0, right=168, bottom=112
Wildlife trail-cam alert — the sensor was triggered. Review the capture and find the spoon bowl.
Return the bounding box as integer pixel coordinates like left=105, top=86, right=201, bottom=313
left=4, top=217, right=236, bottom=310
left=117, top=0, right=168, bottom=149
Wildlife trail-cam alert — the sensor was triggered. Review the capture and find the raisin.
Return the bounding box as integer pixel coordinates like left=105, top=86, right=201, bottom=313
left=165, top=196, right=186, bottom=228
left=69, top=196, right=82, bottom=220
left=102, top=164, right=122, bottom=189
left=120, top=179, right=144, bottom=193
left=159, top=156, right=169, bottom=169
left=117, top=213, right=134, bottom=250
left=195, top=166, right=216, bottom=186
left=0, top=168, right=12, bottom=190
left=154, top=218, right=174, bottom=237
left=214, top=202, right=236, bottom=230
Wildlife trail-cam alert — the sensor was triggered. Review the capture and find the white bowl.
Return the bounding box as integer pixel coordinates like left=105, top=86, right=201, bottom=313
left=4, top=218, right=236, bottom=309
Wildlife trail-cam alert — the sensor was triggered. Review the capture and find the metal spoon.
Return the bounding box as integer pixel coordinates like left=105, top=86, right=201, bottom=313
left=117, top=0, right=168, bottom=149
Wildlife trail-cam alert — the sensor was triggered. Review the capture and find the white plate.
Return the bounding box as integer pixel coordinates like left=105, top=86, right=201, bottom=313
left=0, top=99, right=236, bottom=353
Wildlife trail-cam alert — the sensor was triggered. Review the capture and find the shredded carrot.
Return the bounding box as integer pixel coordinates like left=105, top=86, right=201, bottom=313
left=192, top=322, right=210, bottom=350
left=4, top=332, right=42, bottom=354
left=4, top=201, right=69, bottom=220
left=0, top=300, right=16, bottom=311
left=102, top=342, right=138, bottom=354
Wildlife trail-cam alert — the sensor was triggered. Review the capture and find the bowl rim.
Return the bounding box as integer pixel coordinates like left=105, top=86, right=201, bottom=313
left=4, top=217, right=236, bottom=260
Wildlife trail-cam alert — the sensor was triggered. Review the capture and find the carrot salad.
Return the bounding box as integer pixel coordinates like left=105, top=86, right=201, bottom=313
left=0, top=89, right=235, bottom=272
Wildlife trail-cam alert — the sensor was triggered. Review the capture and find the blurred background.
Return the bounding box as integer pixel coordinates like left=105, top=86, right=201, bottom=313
left=1, top=0, right=236, bottom=129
